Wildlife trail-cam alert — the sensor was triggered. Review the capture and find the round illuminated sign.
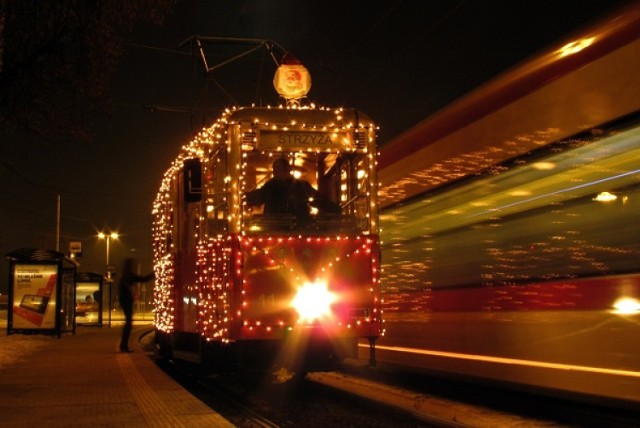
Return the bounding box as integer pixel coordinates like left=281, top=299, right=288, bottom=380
left=273, top=52, right=311, bottom=100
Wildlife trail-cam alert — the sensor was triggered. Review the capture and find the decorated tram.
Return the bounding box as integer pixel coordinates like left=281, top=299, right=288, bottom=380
left=152, top=57, right=381, bottom=370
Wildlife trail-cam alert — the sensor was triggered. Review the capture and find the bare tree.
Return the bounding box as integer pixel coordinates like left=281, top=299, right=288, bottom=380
left=0, top=0, right=175, bottom=145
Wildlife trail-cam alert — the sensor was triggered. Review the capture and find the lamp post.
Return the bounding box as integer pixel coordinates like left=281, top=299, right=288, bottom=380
left=98, top=231, right=119, bottom=278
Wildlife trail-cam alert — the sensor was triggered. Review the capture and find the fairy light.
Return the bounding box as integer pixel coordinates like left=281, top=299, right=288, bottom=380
left=152, top=104, right=382, bottom=342
left=239, top=235, right=381, bottom=332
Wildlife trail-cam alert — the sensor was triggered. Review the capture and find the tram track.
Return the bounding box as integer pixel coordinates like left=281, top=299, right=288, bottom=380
left=149, top=358, right=288, bottom=427
left=149, top=354, right=433, bottom=426
left=140, top=330, right=427, bottom=426
left=139, top=329, right=284, bottom=426
left=141, top=331, right=639, bottom=427
left=144, top=338, right=532, bottom=426
left=167, top=361, right=640, bottom=427
left=197, top=369, right=434, bottom=427
left=198, top=378, right=287, bottom=427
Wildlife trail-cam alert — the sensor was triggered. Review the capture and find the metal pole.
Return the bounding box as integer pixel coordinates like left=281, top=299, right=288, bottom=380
left=105, top=236, right=111, bottom=279
left=56, top=195, right=60, bottom=252
left=106, top=236, right=110, bottom=266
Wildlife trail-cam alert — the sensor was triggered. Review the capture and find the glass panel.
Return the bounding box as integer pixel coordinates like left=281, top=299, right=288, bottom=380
left=205, top=148, right=229, bottom=236
left=241, top=150, right=371, bottom=234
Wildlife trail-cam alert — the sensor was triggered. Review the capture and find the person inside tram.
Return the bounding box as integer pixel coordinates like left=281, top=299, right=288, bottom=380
left=245, top=158, right=339, bottom=222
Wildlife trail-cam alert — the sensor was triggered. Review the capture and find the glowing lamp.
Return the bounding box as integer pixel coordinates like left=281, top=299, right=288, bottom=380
left=557, top=37, right=595, bottom=58
left=593, top=191, right=617, bottom=202
left=612, top=297, right=640, bottom=314
left=273, top=52, right=311, bottom=101
left=291, top=280, right=336, bottom=323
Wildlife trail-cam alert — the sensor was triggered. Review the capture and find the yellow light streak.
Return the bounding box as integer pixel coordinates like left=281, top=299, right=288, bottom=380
left=363, top=344, right=640, bottom=378
left=557, top=37, right=595, bottom=57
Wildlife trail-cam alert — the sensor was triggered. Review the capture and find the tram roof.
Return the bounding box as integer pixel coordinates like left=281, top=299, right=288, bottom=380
left=225, top=106, right=375, bottom=128
left=377, top=2, right=640, bottom=208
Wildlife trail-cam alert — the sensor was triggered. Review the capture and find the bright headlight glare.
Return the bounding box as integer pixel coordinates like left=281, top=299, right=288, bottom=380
left=612, top=297, right=640, bottom=315
left=291, top=280, right=336, bottom=323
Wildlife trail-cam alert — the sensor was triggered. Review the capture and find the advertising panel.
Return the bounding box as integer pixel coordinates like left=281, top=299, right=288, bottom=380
left=75, top=282, right=100, bottom=325
left=12, top=264, right=58, bottom=329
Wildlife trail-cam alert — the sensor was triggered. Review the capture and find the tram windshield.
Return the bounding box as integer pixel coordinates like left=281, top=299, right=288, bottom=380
left=242, top=150, right=373, bottom=234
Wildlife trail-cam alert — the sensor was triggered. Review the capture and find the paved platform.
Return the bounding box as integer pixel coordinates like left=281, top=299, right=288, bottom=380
left=0, top=325, right=234, bottom=427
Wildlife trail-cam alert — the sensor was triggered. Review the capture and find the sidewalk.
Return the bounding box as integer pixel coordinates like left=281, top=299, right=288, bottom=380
left=0, top=325, right=233, bottom=427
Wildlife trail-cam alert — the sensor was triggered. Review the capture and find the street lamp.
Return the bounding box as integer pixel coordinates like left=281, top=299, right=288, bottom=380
left=98, top=231, right=119, bottom=278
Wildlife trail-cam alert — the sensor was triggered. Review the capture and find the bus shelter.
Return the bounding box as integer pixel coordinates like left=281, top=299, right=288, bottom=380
left=6, top=248, right=77, bottom=337
left=75, top=272, right=111, bottom=327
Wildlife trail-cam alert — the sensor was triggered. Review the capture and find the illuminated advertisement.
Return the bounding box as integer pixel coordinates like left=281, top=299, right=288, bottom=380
left=12, top=264, right=58, bottom=329
left=75, top=282, right=100, bottom=325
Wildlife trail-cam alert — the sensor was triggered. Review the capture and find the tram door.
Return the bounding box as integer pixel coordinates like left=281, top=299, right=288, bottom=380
left=173, top=161, right=201, bottom=333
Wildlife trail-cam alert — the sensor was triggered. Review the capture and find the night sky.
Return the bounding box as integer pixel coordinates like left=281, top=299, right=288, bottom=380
left=0, top=0, right=633, bottom=292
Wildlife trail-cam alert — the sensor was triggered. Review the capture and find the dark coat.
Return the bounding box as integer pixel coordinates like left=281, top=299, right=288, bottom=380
left=246, top=177, right=339, bottom=220
left=118, top=269, right=154, bottom=310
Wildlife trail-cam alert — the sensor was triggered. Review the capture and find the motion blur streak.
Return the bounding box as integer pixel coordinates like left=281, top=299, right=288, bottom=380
left=374, top=3, right=640, bottom=406
left=366, top=344, right=640, bottom=378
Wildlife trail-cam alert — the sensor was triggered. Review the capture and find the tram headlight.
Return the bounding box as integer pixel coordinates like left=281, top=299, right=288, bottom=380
left=291, top=280, right=336, bottom=323
left=612, top=297, right=640, bottom=315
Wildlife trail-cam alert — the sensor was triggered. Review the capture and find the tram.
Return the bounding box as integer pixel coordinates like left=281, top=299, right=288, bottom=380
left=152, top=58, right=381, bottom=370
left=374, top=3, right=640, bottom=406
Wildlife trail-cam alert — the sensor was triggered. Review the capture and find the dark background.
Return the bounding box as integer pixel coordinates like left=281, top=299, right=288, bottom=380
left=0, top=0, right=633, bottom=293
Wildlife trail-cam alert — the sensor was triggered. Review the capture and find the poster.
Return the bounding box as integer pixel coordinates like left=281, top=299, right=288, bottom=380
left=75, top=282, right=100, bottom=325
left=12, top=264, right=58, bottom=329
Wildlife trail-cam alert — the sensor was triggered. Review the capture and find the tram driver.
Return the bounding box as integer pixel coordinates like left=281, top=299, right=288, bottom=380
left=245, top=158, right=339, bottom=222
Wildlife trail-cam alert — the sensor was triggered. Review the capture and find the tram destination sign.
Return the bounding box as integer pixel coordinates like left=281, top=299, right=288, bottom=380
left=257, top=130, right=351, bottom=151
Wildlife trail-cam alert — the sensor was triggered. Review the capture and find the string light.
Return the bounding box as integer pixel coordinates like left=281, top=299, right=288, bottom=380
left=152, top=105, right=382, bottom=342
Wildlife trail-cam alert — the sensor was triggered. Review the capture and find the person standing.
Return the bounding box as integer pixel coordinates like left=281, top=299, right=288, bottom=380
left=118, top=258, right=154, bottom=353
left=245, top=158, right=338, bottom=221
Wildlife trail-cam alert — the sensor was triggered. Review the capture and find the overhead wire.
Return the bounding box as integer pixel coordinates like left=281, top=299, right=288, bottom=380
left=335, top=0, right=403, bottom=67
left=125, top=38, right=283, bottom=126
left=347, top=0, right=467, bottom=101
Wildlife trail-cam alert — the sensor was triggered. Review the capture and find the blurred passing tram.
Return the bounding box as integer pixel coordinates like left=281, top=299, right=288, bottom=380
left=374, top=3, right=640, bottom=406
left=152, top=55, right=381, bottom=370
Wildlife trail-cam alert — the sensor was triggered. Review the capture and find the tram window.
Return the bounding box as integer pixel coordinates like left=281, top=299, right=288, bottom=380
left=186, top=205, right=199, bottom=253
left=241, top=151, right=371, bottom=233
left=205, top=148, right=229, bottom=236
left=207, top=206, right=228, bottom=234
left=171, top=176, right=183, bottom=252
left=334, top=154, right=369, bottom=229
left=183, top=159, right=202, bottom=203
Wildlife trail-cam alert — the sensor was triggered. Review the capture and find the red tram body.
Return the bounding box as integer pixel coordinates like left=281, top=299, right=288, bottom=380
left=153, top=106, right=381, bottom=369
left=374, top=4, right=640, bottom=406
